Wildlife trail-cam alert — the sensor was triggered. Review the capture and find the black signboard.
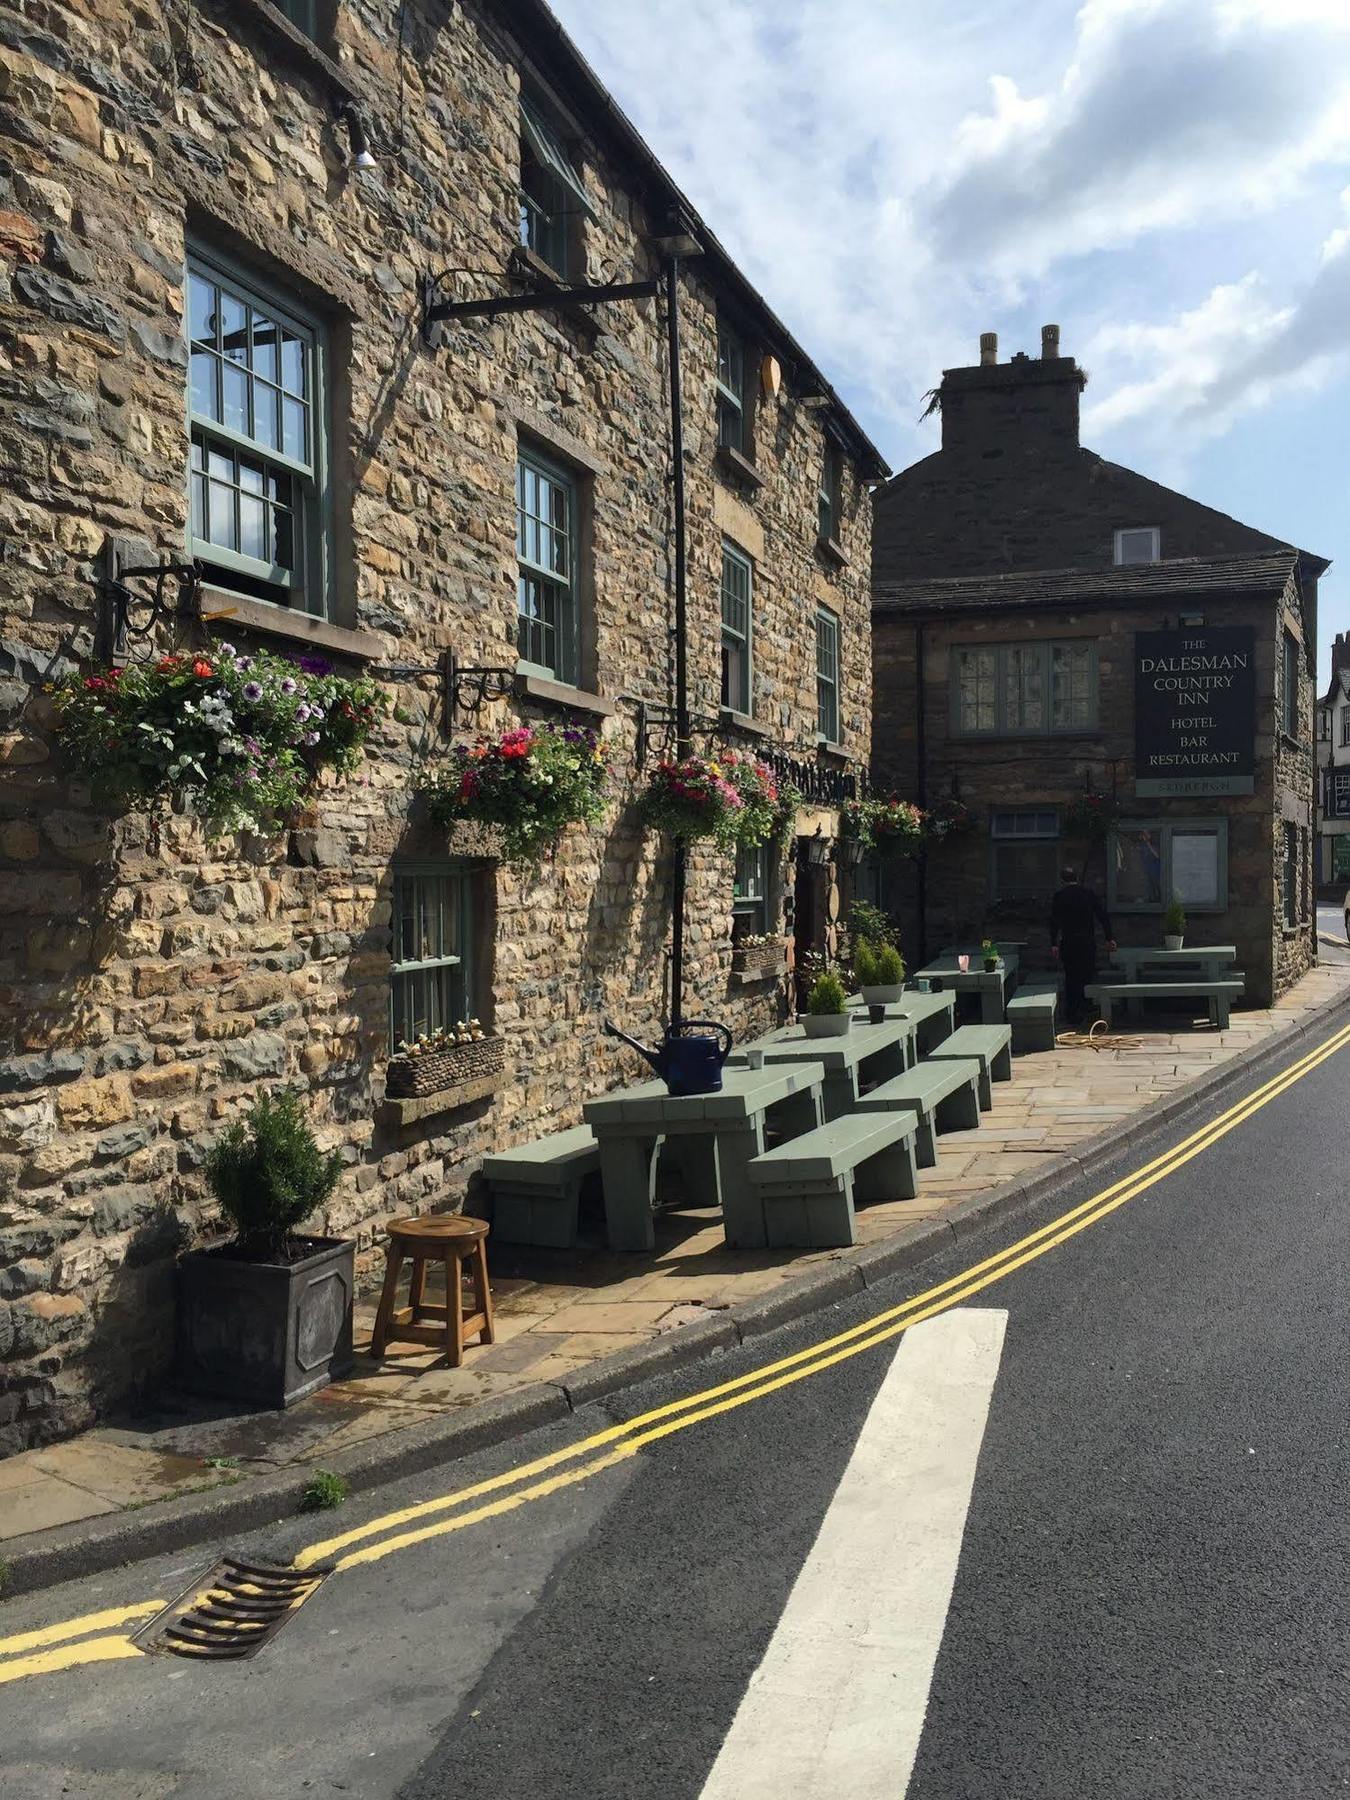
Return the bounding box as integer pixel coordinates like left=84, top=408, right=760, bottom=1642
left=1135, top=626, right=1255, bottom=798
left=1325, top=768, right=1350, bottom=820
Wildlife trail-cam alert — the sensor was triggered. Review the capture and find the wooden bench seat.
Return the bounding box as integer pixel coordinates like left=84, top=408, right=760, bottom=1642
left=928, top=1023, right=1014, bottom=1110
left=748, top=1110, right=920, bottom=1248
left=481, top=1124, right=599, bottom=1249
left=851, top=1056, right=984, bottom=1167
left=1084, top=978, right=1245, bottom=1031
left=1005, top=981, right=1060, bottom=1054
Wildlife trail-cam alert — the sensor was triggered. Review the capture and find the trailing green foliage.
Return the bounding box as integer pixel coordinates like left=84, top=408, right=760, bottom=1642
left=420, top=721, right=609, bottom=866
left=848, top=899, right=902, bottom=949
left=806, top=971, right=847, bottom=1016
left=205, top=1090, right=342, bottom=1256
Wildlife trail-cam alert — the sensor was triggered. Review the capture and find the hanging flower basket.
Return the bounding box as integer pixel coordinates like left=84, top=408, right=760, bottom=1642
left=926, top=797, right=977, bottom=841
left=842, top=797, right=926, bottom=856
left=386, top=1026, right=505, bottom=1098
left=51, top=644, right=386, bottom=836
left=638, top=752, right=776, bottom=847
left=419, top=721, right=609, bottom=865
left=770, top=778, right=804, bottom=840
left=1064, top=790, right=1122, bottom=841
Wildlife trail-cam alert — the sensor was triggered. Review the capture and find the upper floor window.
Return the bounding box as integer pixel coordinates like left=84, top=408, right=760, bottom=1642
left=1282, top=630, right=1300, bottom=738
left=517, top=447, right=578, bottom=684
left=716, top=319, right=749, bottom=455
left=188, top=250, right=329, bottom=615
left=391, top=863, right=476, bottom=1047
left=720, top=541, right=753, bottom=714
left=1319, top=707, right=1331, bottom=741
left=1341, top=709, right=1350, bottom=748
left=817, top=441, right=843, bottom=544
left=274, top=0, right=318, bottom=36
left=1114, top=527, right=1160, bottom=565
left=953, top=641, right=1096, bottom=737
left=816, top=607, right=840, bottom=744
left=519, top=92, right=591, bottom=279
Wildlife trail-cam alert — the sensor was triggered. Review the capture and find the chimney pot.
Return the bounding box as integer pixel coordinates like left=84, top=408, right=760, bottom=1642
left=1041, top=323, right=1061, bottom=359
left=979, top=331, right=998, bottom=366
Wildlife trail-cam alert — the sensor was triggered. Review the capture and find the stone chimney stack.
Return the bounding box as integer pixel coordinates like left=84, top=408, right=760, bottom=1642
left=937, top=325, right=1083, bottom=462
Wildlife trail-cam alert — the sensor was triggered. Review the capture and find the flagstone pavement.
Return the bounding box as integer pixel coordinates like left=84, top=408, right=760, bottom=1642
left=5, top=953, right=1350, bottom=1548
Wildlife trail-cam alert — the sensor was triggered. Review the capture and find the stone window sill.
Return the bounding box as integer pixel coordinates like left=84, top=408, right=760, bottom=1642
left=719, top=706, right=770, bottom=738
left=730, top=963, right=783, bottom=988
left=1280, top=731, right=1307, bottom=755
left=379, top=1072, right=505, bottom=1127
left=714, top=445, right=766, bottom=491
left=816, top=739, right=850, bottom=766
left=200, top=590, right=385, bottom=663
left=228, top=0, right=362, bottom=105
left=515, top=668, right=617, bottom=718
left=815, top=534, right=847, bottom=569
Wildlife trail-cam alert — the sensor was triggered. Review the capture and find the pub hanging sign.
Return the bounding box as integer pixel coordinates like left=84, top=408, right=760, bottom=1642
left=1134, top=626, right=1256, bottom=798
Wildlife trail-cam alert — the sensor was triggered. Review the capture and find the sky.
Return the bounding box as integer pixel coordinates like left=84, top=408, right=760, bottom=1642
left=551, top=0, right=1350, bottom=688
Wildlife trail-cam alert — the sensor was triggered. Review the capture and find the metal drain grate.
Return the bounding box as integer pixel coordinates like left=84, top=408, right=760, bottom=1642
left=132, top=1555, right=331, bottom=1661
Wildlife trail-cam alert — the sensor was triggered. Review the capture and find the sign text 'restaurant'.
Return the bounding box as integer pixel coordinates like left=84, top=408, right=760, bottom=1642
left=1134, top=626, right=1255, bottom=797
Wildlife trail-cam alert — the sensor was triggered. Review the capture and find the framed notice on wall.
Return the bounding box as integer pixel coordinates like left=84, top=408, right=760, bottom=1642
left=1135, top=626, right=1256, bottom=798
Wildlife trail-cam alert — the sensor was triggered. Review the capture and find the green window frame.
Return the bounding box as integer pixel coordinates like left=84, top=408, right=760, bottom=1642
left=1282, top=823, right=1298, bottom=927
left=390, top=864, right=475, bottom=1047
left=274, top=0, right=318, bottom=35
left=989, top=807, right=1060, bottom=904
left=733, top=840, right=770, bottom=937
left=1283, top=630, right=1300, bottom=738
left=721, top=541, right=753, bottom=714
left=817, top=440, right=842, bottom=543
left=716, top=319, right=747, bottom=454
left=952, top=641, right=1098, bottom=737
left=1108, top=819, right=1228, bottom=914
left=816, top=607, right=840, bottom=744
left=519, top=92, right=592, bottom=278
left=187, top=249, right=330, bottom=615
left=516, top=447, right=578, bottom=684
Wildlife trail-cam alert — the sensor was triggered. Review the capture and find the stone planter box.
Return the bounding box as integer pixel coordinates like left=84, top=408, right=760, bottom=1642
left=385, top=1034, right=505, bottom=1098
left=731, top=950, right=783, bottom=985
left=176, top=1236, right=355, bottom=1409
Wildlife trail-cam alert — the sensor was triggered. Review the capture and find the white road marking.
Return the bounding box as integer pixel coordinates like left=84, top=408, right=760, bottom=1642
left=698, top=1306, right=1008, bottom=1800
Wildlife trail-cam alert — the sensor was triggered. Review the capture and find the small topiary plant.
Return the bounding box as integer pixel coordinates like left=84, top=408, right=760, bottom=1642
left=874, top=943, right=905, bottom=986
left=205, top=1089, right=343, bottom=1260
left=1164, top=898, right=1186, bottom=936
left=300, top=1469, right=349, bottom=1512
left=807, top=970, right=848, bottom=1016
left=852, top=939, right=880, bottom=988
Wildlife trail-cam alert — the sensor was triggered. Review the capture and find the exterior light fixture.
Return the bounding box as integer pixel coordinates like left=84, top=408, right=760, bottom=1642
left=802, top=830, right=832, bottom=869
left=339, top=104, right=377, bottom=170
left=649, top=211, right=702, bottom=260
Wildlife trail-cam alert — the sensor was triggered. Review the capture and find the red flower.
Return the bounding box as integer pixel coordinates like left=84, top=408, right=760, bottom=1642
left=156, top=656, right=182, bottom=673
left=192, top=660, right=214, bottom=678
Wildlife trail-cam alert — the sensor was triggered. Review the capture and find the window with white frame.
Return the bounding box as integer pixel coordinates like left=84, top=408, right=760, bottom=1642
left=953, top=641, right=1096, bottom=737
left=1109, top=820, right=1227, bottom=913
left=188, top=251, right=328, bottom=614
left=516, top=447, right=578, bottom=683
left=518, top=91, right=592, bottom=278
left=1114, top=527, right=1160, bottom=565
left=989, top=808, right=1060, bottom=904
left=721, top=541, right=753, bottom=714
left=390, top=864, right=475, bottom=1046
left=733, top=840, right=770, bottom=937
left=816, top=607, right=840, bottom=744
left=817, top=440, right=842, bottom=544
left=716, top=319, right=749, bottom=455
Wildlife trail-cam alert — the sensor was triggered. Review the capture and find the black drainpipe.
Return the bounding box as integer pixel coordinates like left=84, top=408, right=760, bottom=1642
left=915, top=622, right=928, bottom=967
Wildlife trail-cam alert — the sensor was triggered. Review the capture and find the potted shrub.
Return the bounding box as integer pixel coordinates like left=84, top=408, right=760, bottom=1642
left=177, top=1090, right=352, bottom=1409
left=419, top=720, right=609, bottom=866
left=1164, top=898, right=1186, bottom=951
left=981, top=936, right=1001, bottom=972
left=855, top=939, right=905, bottom=1005
left=802, top=969, right=850, bottom=1038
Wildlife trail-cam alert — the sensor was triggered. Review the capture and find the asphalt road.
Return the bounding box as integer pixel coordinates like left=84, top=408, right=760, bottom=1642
left=2, top=1014, right=1349, bottom=1797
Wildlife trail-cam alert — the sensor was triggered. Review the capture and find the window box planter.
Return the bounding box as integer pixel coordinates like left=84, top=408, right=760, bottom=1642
left=176, top=1235, right=354, bottom=1409
left=386, top=1033, right=506, bottom=1099
left=731, top=943, right=785, bottom=983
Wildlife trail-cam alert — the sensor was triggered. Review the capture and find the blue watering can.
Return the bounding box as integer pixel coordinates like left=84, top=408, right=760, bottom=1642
left=604, top=1018, right=734, bottom=1097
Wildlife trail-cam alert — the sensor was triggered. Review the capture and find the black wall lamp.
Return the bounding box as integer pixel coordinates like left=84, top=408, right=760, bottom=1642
left=338, top=103, right=377, bottom=170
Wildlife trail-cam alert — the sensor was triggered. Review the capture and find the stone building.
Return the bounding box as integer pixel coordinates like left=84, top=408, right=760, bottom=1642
left=871, top=329, right=1326, bottom=1005
left=0, top=0, right=885, bottom=1451
left=1315, top=634, right=1350, bottom=891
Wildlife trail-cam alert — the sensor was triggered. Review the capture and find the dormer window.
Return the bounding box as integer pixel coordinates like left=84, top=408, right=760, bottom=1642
left=518, top=91, right=593, bottom=278
left=1114, top=527, right=1160, bottom=566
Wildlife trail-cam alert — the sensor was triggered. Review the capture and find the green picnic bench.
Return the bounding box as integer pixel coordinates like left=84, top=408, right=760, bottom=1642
left=748, top=1109, right=920, bottom=1248
left=482, top=1124, right=600, bottom=1249
left=851, top=1056, right=984, bottom=1167
left=1005, top=981, right=1060, bottom=1054
left=1085, top=978, right=1245, bottom=1031
left=929, top=1023, right=1013, bottom=1111
left=898, top=989, right=957, bottom=1053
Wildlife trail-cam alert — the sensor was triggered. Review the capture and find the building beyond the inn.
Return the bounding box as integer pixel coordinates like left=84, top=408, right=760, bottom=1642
left=871, top=327, right=1328, bottom=1006
left=1315, top=633, right=1350, bottom=891
left=0, top=0, right=887, bottom=1451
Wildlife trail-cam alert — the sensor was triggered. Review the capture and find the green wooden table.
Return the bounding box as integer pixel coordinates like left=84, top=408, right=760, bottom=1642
left=1107, top=945, right=1236, bottom=981
left=729, top=1016, right=916, bottom=1121
left=914, top=951, right=1019, bottom=1024
left=582, top=1062, right=827, bottom=1252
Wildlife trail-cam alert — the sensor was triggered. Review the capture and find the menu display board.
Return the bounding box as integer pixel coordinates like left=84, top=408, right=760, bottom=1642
left=1135, top=627, right=1255, bottom=798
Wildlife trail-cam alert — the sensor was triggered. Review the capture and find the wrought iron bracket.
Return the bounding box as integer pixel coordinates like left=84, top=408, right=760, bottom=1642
left=634, top=699, right=719, bottom=768
left=421, top=269, right=660, bottom=348
left=97, top=540, right=201, bottom=663
left=373, top=650, right=515, bottom=726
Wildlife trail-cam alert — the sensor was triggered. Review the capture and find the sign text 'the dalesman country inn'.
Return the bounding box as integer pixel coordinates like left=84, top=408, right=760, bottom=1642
left=1134, top=626, right=1256, bottom=798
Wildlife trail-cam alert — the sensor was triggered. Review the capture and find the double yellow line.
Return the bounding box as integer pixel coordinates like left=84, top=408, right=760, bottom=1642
left=4, top=1017, right=1347, bottom=1689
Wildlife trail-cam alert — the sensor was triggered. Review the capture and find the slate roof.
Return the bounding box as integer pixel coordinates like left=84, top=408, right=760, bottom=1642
left=873, top=551, right=1300, bottom=617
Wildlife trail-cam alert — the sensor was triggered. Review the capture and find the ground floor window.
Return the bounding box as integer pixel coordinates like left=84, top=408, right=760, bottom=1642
left=1332, top=836, right=1350, bottom=882
left=1109, top=820, right=1227, bottom=913
left=391, top=863, right=475, bottom=1044
left=1283, top=824, right=1298, bottom=927
left=733, top=840, right=770, bottom=938
left=989, top=807, right=1060, bottom=904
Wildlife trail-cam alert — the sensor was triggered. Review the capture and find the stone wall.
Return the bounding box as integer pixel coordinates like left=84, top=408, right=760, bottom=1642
left=871, top=580, right=1316, bottom=1004
left=0, top=0, right=874, bottom=1450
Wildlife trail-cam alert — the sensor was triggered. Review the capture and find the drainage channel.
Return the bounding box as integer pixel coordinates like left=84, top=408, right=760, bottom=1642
left=132, top=1555, right=331, bottom=1661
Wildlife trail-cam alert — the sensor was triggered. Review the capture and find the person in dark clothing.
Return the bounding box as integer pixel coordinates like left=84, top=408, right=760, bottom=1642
left=1050, top=865, right=1116, bottom=1022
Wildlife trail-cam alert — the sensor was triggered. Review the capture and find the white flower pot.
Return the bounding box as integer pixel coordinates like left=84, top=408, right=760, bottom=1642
left=1164, top=934, right=1184, bottom=951
left=859, top=984, right=903, bottom=1005
left=802, top=1013, right=851, bottom=1038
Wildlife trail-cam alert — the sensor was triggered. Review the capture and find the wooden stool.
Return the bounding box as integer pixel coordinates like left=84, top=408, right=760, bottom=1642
left=370, top=1215, right=495, bottom=1368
